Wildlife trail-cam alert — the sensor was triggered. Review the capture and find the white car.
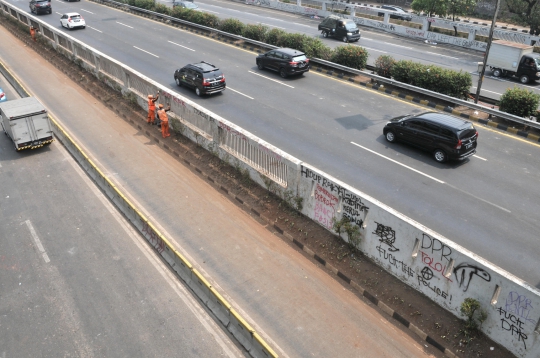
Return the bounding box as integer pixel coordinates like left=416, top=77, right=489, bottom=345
left=60, top=12, right=86, bottom=30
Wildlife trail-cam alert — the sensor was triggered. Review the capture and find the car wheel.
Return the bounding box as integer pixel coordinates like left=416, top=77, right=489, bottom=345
left=257, top=61, right=264, bottom=70
left=82, top=26, right=86, bottom=29
left=433, top=149, right=447, bottom=163
left=48, top=9, right=51, bottom=14
left=195, top=87, right=202, bottom=96
left=520, top=75, right=530, bottom=84
left=175, top=77, right=182, bottom=86
left=60, top=21, right=64, bottom=28
left=385, top=130, right=396, bottom=143
left=492, top=68, right=502, bottom=77
left=279, top=68, right=287, bottom=78
left=322, top=31, right=328, bottom=38
left=343, top=36, right=348, bottom=43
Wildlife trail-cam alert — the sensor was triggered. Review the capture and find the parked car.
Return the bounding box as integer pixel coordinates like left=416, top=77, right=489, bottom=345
left=60, top=13, right=86, bottom=30
left=383, top=112, right=478, bottom=162
left=0, top=87, right=6, bottom=103
left=173, top=0, right=199, bottom=9
left=378, top=5, right=412, bottom=21
left=29, top=0, right=51, bottom=15
left=256, top=48, right=310, bottom=78
left=174, top=61, right=226, bottom=96
left=318, top=15, right=361, bottom=42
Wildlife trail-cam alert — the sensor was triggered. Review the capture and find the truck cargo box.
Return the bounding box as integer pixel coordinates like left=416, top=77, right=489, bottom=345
left=0, top=97, right=54, bottom=151
left=486, top=40, right=534, bottom=71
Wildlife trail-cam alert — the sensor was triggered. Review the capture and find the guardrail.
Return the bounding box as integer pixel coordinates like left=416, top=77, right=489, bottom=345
left=92, top=0, right=540, bottom=130
left=3, top=3, right=540, bottom=357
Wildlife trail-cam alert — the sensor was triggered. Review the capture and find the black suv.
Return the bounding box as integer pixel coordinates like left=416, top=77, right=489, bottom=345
left=383, top=112, right=478, bottom=163
left=174, top=62, right=225, bottom=96
left=378, top=5, right=412, bottom=21
left=29, top=0, right=52, bottom=14
left=256, top=48, right=310, bottom=78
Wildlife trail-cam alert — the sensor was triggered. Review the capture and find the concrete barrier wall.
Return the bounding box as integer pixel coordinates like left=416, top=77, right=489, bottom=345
left=3, top=2, right=540, bottom=356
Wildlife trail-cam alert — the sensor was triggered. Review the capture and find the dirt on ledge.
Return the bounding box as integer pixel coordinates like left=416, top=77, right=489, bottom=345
left=0, top=16, right=515, bottom=358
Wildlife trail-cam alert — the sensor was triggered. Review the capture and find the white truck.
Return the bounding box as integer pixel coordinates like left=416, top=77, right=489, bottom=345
left=486, top=40, right=540, bottom=84
left=0, top=97, right=54, bottom=151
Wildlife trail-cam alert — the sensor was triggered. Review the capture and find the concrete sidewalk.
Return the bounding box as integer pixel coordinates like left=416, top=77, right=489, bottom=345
left=0, top=26, right=442, bottom=357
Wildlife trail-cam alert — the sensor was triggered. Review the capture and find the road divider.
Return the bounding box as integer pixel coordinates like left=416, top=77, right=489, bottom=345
left=3, top=3, right=540, bottom=356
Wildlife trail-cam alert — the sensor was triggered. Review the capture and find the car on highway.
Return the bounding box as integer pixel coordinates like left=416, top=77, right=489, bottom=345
left=383, top=112, right=478, bottom=162
left=256, top=48, right=310, bottom=78
left=0, top=87, right=6, bottom=103
left=174, top=61, right=226, bottom=96
left=318, top=15, right=361, bottom=42
left=60, top=13, right=86, bottom=30
left=173, top=0, right=199, bottom=10
left=378, top=5, right=412, bottom=21
left=29, top=0, right=52, bottom=15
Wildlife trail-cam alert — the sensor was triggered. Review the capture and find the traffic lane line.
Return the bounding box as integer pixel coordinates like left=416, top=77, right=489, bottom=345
left=80, top=9, right=94, bottom=14
left=227, top=87, right=253, bottom=99
left=87, top=26, right=102, bottom=33
left=116, top=21, right=134, bottom=29
left=425, top=52, right=460, bottom=60
left=25, top=219, right=50, bottom=263
left=351, top=142, right=511, bottom=212
left=259, top=22, right=285, bottom=29
left=168, top=40, right=196, bottom=51
left=134, top=46, right=159, bottom=58
left=473, top=154, right=487, bottom=161
left=248, top=70, right=294, bottom=88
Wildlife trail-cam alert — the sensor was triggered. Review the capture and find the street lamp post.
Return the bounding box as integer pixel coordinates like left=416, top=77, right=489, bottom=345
left=474, top=0, right=501, bottom=104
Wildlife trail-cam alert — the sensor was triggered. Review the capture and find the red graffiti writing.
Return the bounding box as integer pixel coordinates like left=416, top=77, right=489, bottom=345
left=313, top=183, right=338, bottom=229
left=142, top=221, right=165, bottom=254
left=219, top=122, right=247, bottom=141
left=420, top=251, right=452, bottom=281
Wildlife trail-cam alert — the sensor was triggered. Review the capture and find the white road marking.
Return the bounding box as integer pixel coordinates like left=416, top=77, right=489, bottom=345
left=384, top=42, right=413, bottom=49
left=133, top=46, right=159, bottom=58
left=228, top=87, right=253, bottom=99
left=445, top=183, right=511, bottom=212
left=361, top=46, right=387, bottom=53
left=259, top=22, right=285, bottom=29
left=202, top=9, right=219, bottom=14
left=80, top=9, right=94, bottom=14
left=473, top=154, right=487, bottom=161
left=350, top=142, right=445, bottom=183
left=56, top=11, right=62, bottom=15
left=293, top=22, right=312, bottom=27
left=168, top=40, right=195, bottom=51
left=265, top=17, right=285, bottom=21
left=87, top=26, right=102, bottom=33
left=248, top=71, right=294, bottom=88
left=116, top=21, right=133, bottom=29
left=25, top=219, right=50, bottom=263
left=471, top=87, right=502, bottom=95
left=426, top=52, right=459, bottom=60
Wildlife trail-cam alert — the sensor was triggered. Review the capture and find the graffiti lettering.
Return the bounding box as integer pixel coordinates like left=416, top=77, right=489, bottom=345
left=505, top=292, right=536, bottom=326
left=497, top=307, right=528, bottom=349
left=420, top=251, right=452, bottom=281
left=219, top=122, right=247, bottom=141
left=453, top=263, right=491, bottom=292
left=313, top=183, right=338, bottom=229
left=301, top=166, right=323, bottom=184
left=405, top=28, right=425, bottom=38
left=373, top=222, right=399, bottom=252
left=376, top=246, right=414, bottom=277
left=258, top=144, right=282, bottom=161
left=421, top=233, right=452, bottom=263
left=417, top=274, right=450, bottom=300
left=142, top=222, right=165, bottom=254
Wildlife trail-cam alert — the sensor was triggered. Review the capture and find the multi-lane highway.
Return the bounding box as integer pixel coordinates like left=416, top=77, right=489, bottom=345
left=3, top=0, right=540, bottom=289
left=0, top=28, right=445, bottom=356
left=0, top=76, right=243, bottom=357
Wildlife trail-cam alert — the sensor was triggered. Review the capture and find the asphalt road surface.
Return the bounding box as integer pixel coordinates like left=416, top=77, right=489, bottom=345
left=0, top=27, right=444, bottom=357
left=0, top=76, right=244, bottom=357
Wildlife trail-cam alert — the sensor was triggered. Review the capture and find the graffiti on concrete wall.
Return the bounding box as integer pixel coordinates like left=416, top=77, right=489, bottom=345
left=376, top=244, right=415, bottom=278
left=497, top=306, right=529, bottom=349
left=219, top=122, right=247, bottom=141
left=373, top=222, right=399, bottom=252
left=505, top=291, right=536, bottom=326
left=313, top=183, right=338, bottom=229
left=405, top=28, right=425, bottom=38
left=426, top=32, right=487, bottom=50
left=142, top=221, right=165, bottom=254
left=453, top=263, right=491, bottom=292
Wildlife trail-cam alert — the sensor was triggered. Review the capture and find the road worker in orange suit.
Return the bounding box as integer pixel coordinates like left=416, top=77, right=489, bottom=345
left=147, top=91, right=159, bottom=124
left=157, top=104, right=171, bottom=138
left=30, top=26, right=37, bottom=42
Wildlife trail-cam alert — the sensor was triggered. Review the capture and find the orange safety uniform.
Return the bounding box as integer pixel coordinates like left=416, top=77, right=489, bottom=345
left=158, top=109, right=170, bottom=138
left=30, top=27, right=36, bottom=42
left=147, top=97, right=157, bottom=124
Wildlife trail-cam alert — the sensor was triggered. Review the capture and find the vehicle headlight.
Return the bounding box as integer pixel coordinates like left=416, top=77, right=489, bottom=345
left=536, top=72, right=540, bottom=76
left=347, top=32, right=352, bottom=36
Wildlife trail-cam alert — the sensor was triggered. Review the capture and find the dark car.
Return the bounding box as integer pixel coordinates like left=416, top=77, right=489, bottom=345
left=173, top=0, right=199, bottom=9
left=378, top=5, right=412, bottom=21
left=174, top=61, right=226, bottom=96
left=318, top=15, right=361, bottom=42
left=29, top=0, right=52, bottom=15
left=383, top=112, right=478, bottom=163
left=256, top=48, right=310, bottom=78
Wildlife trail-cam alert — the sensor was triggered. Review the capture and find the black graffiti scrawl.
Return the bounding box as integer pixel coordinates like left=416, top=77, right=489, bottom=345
left=373, top=222, right=399, bottom=252
left=453, top=263, right=491, bottom=292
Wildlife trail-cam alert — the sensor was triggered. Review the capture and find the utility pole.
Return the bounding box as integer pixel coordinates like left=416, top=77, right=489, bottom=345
left=475, top=0, right=501, bottom=103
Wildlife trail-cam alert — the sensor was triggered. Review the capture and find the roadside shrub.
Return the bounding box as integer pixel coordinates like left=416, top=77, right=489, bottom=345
left=279, top=33, right=307, bottom=51
left=459, top=298, right=487, bottom=345
left=392, top=60, right=471, bottom=99
left=199, top=13, right=221, bottom=29
left=153, top=3, right=171, bottom=15
left=132, top=0, right=155, bottom=10
left=219, top=18, right=245, bottom=35
left=242, top=24, right=269, bottom=42
left=266, top=28, right=288, bottom=46
left=331, top=45, right=368, bottom=70
left=301, top=37, right=332, bottom=60
left=499, top=86, right=540, bottom=118
left=374, top=55, right=396, bottom=78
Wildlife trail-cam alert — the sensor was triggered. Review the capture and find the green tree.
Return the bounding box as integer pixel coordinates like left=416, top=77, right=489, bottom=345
left=411, top=0, right=447, bottom=30
left=505, top=0, right=540, bottom=35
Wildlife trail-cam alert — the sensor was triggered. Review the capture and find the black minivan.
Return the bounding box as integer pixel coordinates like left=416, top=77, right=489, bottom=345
left=383, top=112, right=478, bottom=163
